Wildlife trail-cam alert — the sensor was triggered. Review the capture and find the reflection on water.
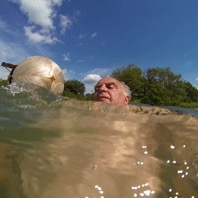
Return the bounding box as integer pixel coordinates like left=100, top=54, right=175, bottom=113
left=0, top=84, right=198, bottom=198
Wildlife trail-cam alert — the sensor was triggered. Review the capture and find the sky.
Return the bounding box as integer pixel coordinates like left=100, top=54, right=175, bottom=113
left=0, top=0, right=198, bottom=93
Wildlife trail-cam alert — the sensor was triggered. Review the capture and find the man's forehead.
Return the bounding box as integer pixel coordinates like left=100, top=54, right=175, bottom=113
left=96, top=77, right=120, bottom=85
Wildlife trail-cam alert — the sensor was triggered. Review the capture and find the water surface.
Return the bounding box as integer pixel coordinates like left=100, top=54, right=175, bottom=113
left=0, top=84, right=197, bottom=198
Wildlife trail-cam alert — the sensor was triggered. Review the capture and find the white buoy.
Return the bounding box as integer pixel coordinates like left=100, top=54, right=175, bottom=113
left=10, top=56, right=64, bottom=95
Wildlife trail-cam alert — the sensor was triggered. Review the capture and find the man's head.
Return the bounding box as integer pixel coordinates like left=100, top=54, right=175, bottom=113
left=93, top=77, right=131, bottom=105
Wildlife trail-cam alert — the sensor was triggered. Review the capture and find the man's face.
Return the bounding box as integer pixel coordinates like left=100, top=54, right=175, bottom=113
left=93, top=77, right=129, bottom=105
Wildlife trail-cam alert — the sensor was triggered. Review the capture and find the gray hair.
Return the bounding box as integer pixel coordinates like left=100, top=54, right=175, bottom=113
left=120, top=81, right=132, bottom=99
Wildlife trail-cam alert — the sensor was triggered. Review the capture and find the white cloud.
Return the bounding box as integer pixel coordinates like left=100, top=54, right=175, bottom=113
left=12, top=0, right=72, bottom=44
left=60, top=15, right=72, bottom=34
left=91, top=32, right=97, bottom=39
left=84, top=84, right=94, bottom=94
left=83, top=74, right=101, bottom=93
left=24, top=26, right=58, bottom=44
left=16, top=0, right=62, bottom=28
left=63, top=53, right=71, bottom=62
left=88, top=68, right=111, bottom=77
left=83, top=74, right=101, bottom=84
left=196, top=77, right=198, bottom=81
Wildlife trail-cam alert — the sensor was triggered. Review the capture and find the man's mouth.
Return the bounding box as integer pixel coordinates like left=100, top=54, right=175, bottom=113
left=97, top=96, right=111, bottom=102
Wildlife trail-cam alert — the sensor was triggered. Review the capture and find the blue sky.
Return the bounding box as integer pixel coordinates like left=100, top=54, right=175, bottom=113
left=0, top=0, right=198, bottom=93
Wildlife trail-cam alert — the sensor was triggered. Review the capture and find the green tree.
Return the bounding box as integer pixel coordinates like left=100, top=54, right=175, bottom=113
left=142, top=81, right=171, bottom=106
left=142, top=67, right=186, bottom=106
left=112, top=64, right=145, bottom=101
left=183, top=81, right=198, bottom=103
left=63, top=80, right=85, bottom=97
left=85, top=93, right=94, bottom=101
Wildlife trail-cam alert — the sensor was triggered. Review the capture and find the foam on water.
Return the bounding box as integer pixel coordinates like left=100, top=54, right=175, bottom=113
left=0, top=84, right=197, bottom=197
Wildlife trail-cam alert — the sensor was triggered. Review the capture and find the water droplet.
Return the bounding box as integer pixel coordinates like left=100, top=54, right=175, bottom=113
left=170, top=145, right=175, bottom=149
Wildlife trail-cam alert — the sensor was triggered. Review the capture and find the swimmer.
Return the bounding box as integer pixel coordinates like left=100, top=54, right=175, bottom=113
left=93, top=77, right=131, bottom=105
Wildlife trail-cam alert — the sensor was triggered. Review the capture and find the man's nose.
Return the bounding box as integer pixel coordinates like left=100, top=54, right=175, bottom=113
left=98, top=84, right=107, bottom=92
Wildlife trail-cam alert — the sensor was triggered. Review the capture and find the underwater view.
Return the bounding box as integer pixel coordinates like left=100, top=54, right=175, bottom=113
left=0, top=83, right=198, bottom=198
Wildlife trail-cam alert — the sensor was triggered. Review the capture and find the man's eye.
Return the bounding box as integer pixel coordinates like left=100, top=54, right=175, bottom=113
left=95, top=86, right=99, bottom=91
left=107, top=84, right=115, bottom=89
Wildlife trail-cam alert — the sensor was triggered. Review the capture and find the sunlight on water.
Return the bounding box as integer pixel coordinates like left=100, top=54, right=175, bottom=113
left=0, top=83, right=198, bottom=197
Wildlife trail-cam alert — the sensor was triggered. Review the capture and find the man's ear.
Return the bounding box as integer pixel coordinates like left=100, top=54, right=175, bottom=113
left=124, top=96, right=129, bottom=105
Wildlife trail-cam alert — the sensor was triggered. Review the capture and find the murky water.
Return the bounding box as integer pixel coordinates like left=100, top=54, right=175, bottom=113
left=0, top=83, right=198, bottom=198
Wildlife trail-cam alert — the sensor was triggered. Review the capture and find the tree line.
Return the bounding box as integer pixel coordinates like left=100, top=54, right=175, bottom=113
left=1, top=64, right=198, bottom=107
left=63, top=64, right=198, bottom=108
left=111, top=65, right=198, bottom=107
